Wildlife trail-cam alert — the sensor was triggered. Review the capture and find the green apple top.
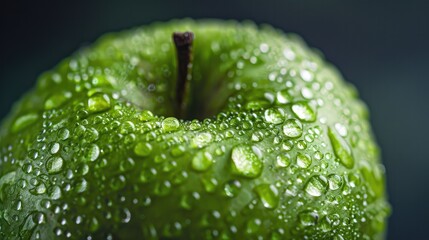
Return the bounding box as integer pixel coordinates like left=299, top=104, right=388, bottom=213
left=0, top=19, right=390, bottom=239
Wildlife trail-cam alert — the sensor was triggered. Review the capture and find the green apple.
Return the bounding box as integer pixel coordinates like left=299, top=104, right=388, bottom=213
left=0, top=19, right=390, bottom=239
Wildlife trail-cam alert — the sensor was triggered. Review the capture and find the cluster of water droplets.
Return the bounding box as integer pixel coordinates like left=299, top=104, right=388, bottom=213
left=0, top=20, right=389, bottom=239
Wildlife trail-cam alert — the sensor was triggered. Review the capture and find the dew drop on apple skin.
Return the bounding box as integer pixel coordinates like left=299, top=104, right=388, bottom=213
left=161, top=117, right=180, bottom=132
left=30, top=182, right=47, bottom=195
left=276, top=89, right=293, bottom=104
left=45, top=156, right=64, bottom=174
left=291, top=101, right=316, bottom=122
left=153, top=180, right=172, bottom=196
left=120, top=121, right=136, bottom=134
left=334, top=123, right=348, bottom=137
left=138, top=110, right=154, bottom=122
left=318, top=216, right=333, bottom=233
left=223, top=180, right=241, bottom=198
left=134, top=142, right=152, bottom=157
left=49, top=185, right=62, bottom=200
left=139, top=168, right=157, bottom=183
left=246, top=218, right=262, bottom=235
left=251, top=131, right=264, bottom=142
left=230, top=145, right=263, bottom=178
left=301, top=87, right=313, bottom=99
left=300, top=69, right=314, bottom=82
left=283, top=119, right=303, bottom=138
left=84, top=144, right=100, bottom=162
left=254, top=184, right=279, bottom=209
left=191, top=132, right=213, bottom=148
left=276, top=154, right=291, bottom=168
left=44, top=91, right=72, bottom=110
left=305, top=175, right=328, bottom=197
left=191, top=151, right=213, bottom=172
left=75, top=178, right=88, bottom=193
left=180, top=192, right=201, bottom=210
left=298, top=210, right=319, bottom=227
left=328, top=127, right=354, bottom=169
left=50, top=142, right=60, bottom=154
left=264, top=108, right=284, bottom=124
left=87, top=93, right=111, bottom=113
left=296, top=153, right=312, bottom=168
left=11, top=113, right=39, bottom=133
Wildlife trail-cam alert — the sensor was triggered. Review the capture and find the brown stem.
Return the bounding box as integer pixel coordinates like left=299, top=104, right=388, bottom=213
left=173, top=31, right=194, bottom=118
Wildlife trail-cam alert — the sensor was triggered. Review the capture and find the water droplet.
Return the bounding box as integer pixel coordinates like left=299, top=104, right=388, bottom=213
left=296, top=153, right=312, bottom=168
left=88, top=93, right=111, bottom=113
left=191, top=151, right=213, bottom=172
left=264, top=108, right=284, bottom=124
left=276, top=89, right=293, bottom=104
left=231, top=145, right=263, bottom=178
left=245, top=99, right=271, bottom=110
left=223, top=180, right=241, bottom=197
left=283, top=48, right=296, bottom=60
left=44, top=92, right=72, bottom=110
left=291, top=102, right=316, bottom=122
left=347, top=172, right=360, bottom=188
left=46, top=157, right=64, bottom=174
left=300, top=69, right=314, bottom=82
left=246, top=218, right=262, bottom=234
left=254, top=184, right=279, bottom=209
left=334, top=123, right=348, bottom=137
left=180, top=192, right=200, bottom=210
left=298, top=210, right=319, bottom=227
left=305, top=175, right=328, bottom=197
left=14, top=200, right=22, bottom=211
left=12, top=113, right=38, bottom=133
left=134, top=142, right=152, bottom=157
left=276, top=154, right=291, bottom=168
left=30, top=183, right=46, bottom=195
left=334, top=234, right=345, bottom=240
left=251, top=131, right=264, bottom=142
left=48, top=186, right=61, bottom=200
left=120, top=158, right=135, bottom=172
left=191, top=132, right=213, bottom=148
left=259, top=43, right=269, bottom=53
left=28, top=149, right=39, bottom=160
left=282, top=140, right=294, bottom=151
left=170, top=145, right=185, bottom=157
left=328, top=127, right=354, bottom=168
left=328, top=174, right=343, bottom=190
left=188, top=121, right=202, bottom=130
left=120, top=121, right=135, bottom=134
left=202, top=177, right=218, bottom=193
left=283, top=119, right=303, bottom=138
left=154, top=180, right=171, bottom=196
left=75, top=178, right=88, bottom=193
left=109, top=175, right=126, bottom=191
left=50, top=142, right=60, bottom=154
left=84, top=144, right=100, bottom=162
left=139, top=110, right=154, bottom=121
left=162, top=117, right=180, bottom=132
left=139, top=168, right=157, bottom=183
left=89, top=217, right=100, bottom=232
left=301, top=87, right=313, bottom=99
left=22, top=163, right=33, bottom=173
left=121, top=208, right=131, bottom=223
left=296, top=140, right=307, bottom=150
left=57, top=128, right=70, bottom=140
left=320, top=216, right=332, bottom=232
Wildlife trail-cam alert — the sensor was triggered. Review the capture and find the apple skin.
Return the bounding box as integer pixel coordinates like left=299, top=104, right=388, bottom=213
left=0, top=19, right=389, bottom=239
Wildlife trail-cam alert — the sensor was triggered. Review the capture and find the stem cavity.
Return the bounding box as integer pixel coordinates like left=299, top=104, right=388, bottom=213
left=173, top=31, right=194, bottom=118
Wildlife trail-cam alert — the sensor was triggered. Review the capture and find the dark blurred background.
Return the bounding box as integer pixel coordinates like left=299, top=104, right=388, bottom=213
left=1, top=0, right=428, bottom=238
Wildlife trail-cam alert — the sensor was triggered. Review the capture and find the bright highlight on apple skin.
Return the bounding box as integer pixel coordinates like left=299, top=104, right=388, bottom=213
left=0, top=19, right=389, bottom=239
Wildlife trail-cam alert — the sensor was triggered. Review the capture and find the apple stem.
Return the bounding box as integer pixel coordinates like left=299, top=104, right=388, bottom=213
left=173, top=31, right=194, bottom=118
